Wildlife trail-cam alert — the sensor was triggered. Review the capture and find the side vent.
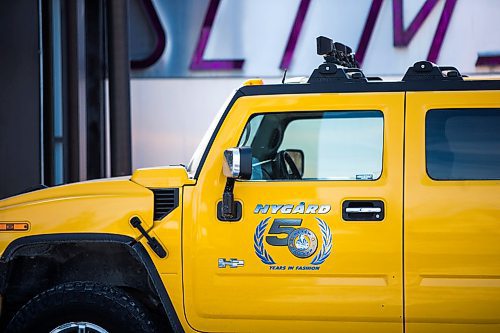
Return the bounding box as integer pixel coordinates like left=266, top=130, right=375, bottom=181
left=152, top=188, right=179, bottom=220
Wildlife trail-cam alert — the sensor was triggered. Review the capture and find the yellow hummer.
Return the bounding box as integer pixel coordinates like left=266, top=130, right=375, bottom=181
left=0, top=36, right=499, bottom=333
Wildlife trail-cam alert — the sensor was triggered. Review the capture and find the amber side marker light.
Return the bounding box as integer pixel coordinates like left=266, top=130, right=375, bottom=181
left=0, top=222, right=30, bottom=232
left=243, top=79, right=264, bottom=86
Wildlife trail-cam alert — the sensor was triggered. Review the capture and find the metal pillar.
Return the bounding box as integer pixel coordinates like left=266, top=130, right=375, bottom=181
left=107, top=0, right=132, bottom=176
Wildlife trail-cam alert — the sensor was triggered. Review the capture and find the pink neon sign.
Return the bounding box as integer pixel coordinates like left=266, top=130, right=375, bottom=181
left=190, top=0, right=458, bottom=71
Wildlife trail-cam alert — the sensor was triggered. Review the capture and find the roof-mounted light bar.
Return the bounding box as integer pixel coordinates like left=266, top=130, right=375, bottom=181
left=316, top=36, right=358, bottom=68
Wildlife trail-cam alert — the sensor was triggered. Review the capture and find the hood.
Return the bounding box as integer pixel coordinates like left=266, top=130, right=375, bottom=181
left=131, top=166, right=196, bottom=188
left=0, top=177, right=156, bottom=239
left=0, top=177, right=132, bottom=210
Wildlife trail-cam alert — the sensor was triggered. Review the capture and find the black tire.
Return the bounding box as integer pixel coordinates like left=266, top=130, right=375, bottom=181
left=6, top=281, right=159, bottom=333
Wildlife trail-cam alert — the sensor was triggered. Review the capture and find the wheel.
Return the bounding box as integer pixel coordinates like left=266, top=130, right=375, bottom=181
left=6, top=281, right=160, bottom=333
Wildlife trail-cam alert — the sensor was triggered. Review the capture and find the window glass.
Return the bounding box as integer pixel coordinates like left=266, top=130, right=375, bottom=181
left=238, top=111, right=383, bottom=181
left=426, top=109, right=500, bottom=180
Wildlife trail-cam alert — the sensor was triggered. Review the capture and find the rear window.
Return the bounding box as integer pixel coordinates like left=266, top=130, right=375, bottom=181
left=426, top=109, right=500, bottom=180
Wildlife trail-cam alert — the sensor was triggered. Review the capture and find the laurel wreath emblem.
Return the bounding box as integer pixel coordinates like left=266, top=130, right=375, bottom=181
left=310, top=218, right=333, bottom=265
left=254, top=217, right=333, bottom=266
left=253, top=217, right=276, bottom=265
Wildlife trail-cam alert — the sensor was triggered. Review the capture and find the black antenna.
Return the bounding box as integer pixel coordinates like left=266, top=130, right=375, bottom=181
left=281, top=68, right=288, bottom=84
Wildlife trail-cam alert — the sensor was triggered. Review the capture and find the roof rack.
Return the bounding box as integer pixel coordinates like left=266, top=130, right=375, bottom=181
left=402, top=61, right=463, bottom=81
left=308, top=36, right=464, bottom=84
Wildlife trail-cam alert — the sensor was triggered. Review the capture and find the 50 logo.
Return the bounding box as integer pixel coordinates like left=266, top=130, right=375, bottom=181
left=254, top=217, right=332, bottom=266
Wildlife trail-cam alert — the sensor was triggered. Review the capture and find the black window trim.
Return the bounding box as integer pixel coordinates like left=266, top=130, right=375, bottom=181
left=425, top=107, right=500, bottom=181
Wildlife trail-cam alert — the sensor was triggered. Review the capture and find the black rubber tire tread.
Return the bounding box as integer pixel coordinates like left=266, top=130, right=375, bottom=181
left=6, top=281, right=160, bottom=333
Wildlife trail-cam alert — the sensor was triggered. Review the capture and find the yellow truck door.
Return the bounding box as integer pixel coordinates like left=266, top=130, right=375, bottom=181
left=183, top=92, right=405, bottom=332
left=405, top=90, right=500, bottom=333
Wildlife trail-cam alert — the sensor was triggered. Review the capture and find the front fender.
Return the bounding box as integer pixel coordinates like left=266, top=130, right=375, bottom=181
left=0, top=178, right=154, bottom=254
left=0, top=233, right=185, bottom=333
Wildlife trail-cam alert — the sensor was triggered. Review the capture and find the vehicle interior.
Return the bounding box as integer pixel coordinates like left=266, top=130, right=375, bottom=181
left=239, top=113, right=306, bottom=181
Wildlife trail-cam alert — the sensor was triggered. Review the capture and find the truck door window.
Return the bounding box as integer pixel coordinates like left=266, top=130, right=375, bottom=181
left=238, top=111, right=383, bottom=181
left=426, top=108, right=500, bottom=180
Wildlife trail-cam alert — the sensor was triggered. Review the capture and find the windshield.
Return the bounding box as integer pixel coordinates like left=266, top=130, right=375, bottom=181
left=187, top=92, right=236, bottom=178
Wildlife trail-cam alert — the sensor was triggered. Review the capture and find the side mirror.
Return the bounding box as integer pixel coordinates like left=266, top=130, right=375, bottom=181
left=223, top=147, right=252, bottom=180
left=284, top=149, right=304, bottom=178
left=220, top=147, right=252, bottom=221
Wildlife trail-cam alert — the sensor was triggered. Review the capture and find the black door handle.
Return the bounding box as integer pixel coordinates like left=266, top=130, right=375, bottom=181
left=342, top=200, right=384, bottom=221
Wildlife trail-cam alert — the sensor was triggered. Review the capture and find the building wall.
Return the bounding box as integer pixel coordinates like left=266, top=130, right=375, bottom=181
left=1, top=0, right=499, bottom=199
left=132, top=0, right=500, bottom=77
left=130, top=78, right=246, bottom=169
left=130, top=0, right=500, bottom=170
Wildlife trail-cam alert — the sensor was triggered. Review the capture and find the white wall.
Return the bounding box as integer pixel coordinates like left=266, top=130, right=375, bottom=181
left=130, top=0, right=500, bottom=170
left=130, top=78, right=246, bottom=169
left=139, top=0, right=500, bottom=77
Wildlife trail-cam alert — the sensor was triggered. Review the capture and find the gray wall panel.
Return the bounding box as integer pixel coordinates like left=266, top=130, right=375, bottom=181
left=0, top=0, right=41, bottom=199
